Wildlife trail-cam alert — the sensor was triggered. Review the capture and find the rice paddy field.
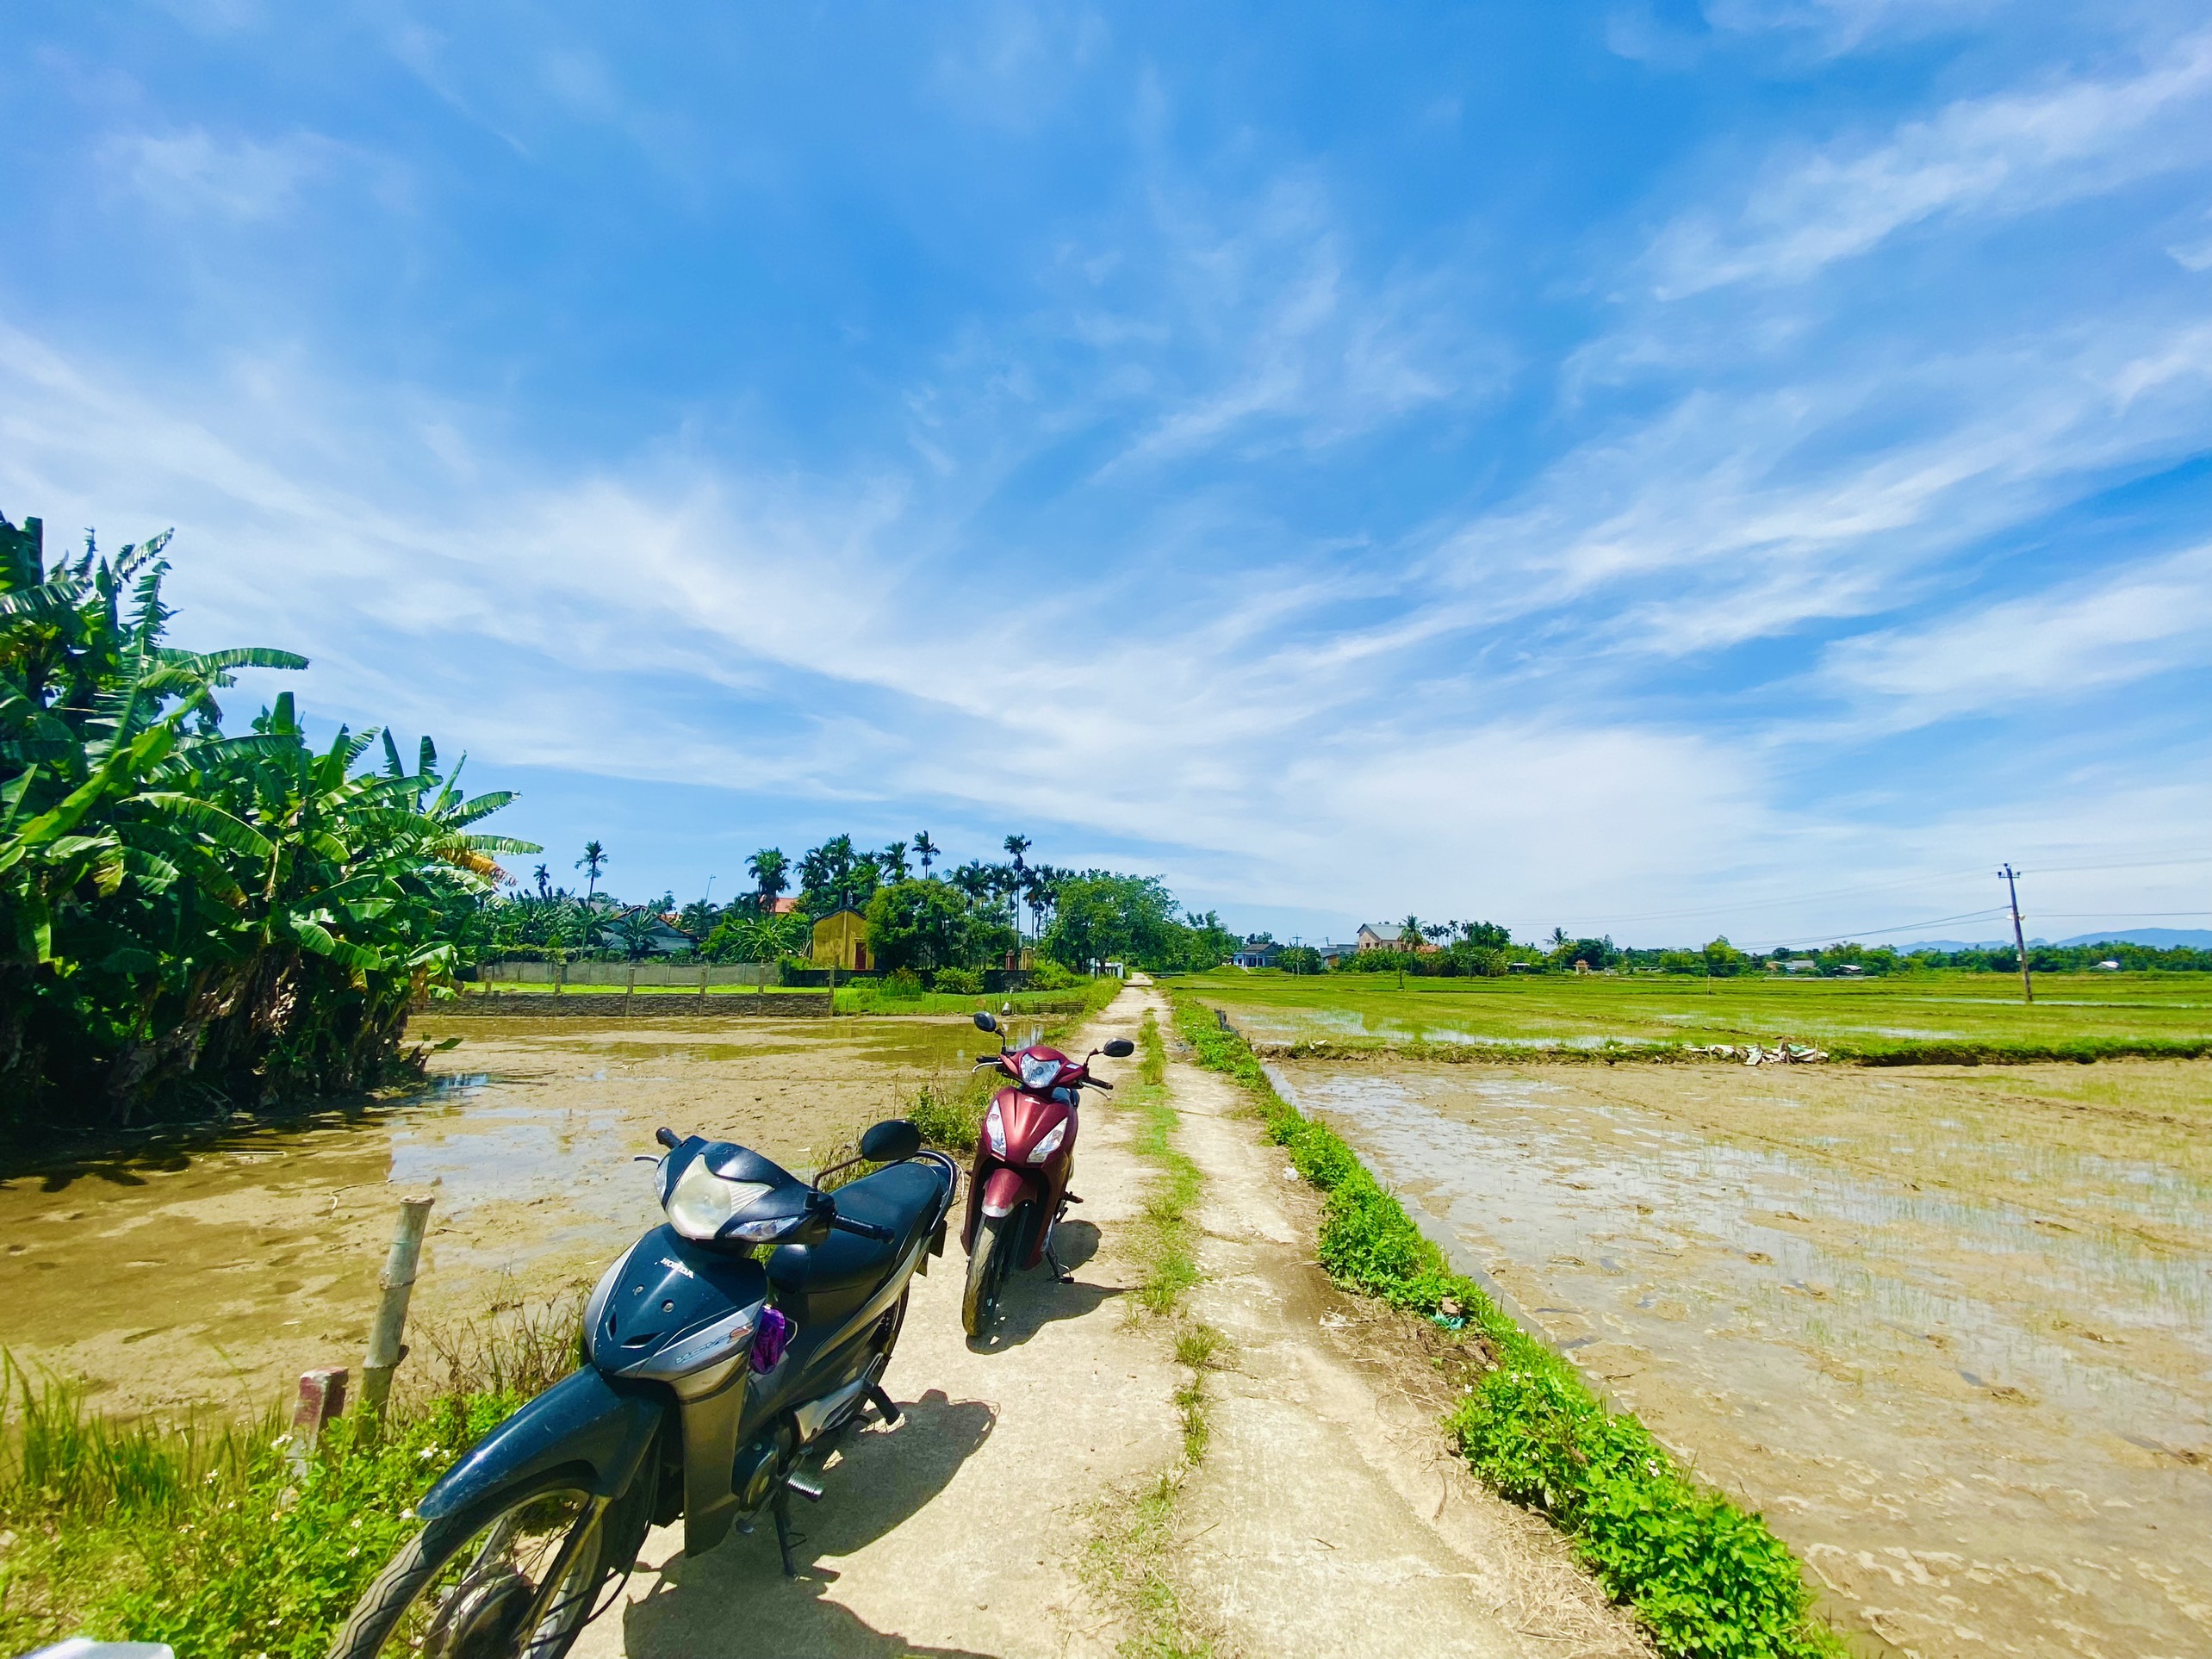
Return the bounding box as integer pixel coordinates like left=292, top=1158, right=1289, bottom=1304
left=1193, top=972, right=2212, bottom=1656
left=1187, top=966, right=2212, bottom=1053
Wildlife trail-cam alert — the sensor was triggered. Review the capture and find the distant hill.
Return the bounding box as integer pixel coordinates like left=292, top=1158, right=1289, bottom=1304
left=1898, top=928, right=2212, bottom=953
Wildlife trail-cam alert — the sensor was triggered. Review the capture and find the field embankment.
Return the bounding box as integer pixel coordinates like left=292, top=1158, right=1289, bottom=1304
left=1171, top=993, right=1844, bottom=1659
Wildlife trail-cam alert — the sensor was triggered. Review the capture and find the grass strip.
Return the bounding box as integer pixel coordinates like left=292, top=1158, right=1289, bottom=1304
left=0, top=1302, right=579, bottom=1659
left=1258, top=1034, right=2212, bottom=1067
left=1171, top=997, right=1844, bottom=1659
left=1080, top=1008, right=1221, bottom=1659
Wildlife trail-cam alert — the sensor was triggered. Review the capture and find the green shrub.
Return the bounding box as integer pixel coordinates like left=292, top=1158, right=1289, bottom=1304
left=1169, top=997, right=1842, bottom=1659
left=882, top=966, right=923, bottom=998
left=931, top=966, right=984, bottom=995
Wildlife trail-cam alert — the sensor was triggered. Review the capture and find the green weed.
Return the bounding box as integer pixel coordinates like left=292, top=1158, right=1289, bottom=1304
left=1171, top=996, right=1845, bottom=1659
left=0, top=1301, right=580, bottom=1658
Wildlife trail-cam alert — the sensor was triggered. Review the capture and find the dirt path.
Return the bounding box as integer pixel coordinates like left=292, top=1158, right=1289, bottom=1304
left=574, top=991, right=1183, bottom=1659
left=577, top=987, right=1646, bottom=1658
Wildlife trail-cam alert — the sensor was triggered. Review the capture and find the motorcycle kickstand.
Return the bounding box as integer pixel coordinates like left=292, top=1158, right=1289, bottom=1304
left=1044, top=1242, right=1072, bottom=1284
left=771, top=1486, right=798, bottom=1578
left=867, top=1384, right=903, bottom=1426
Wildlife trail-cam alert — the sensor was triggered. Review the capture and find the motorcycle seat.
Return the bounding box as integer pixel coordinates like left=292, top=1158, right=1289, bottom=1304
left=767, top=1161, right=948, bottom=1329
left=831, top=1159, right=948, bottom=1261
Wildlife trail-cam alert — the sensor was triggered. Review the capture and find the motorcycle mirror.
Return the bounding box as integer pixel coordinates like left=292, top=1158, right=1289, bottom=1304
left=1101, top=1038, right=1135, bottom=1058
left=972, top=1010, right=999, bottom=1034
left=859, top=1118, right=922, bottom=1163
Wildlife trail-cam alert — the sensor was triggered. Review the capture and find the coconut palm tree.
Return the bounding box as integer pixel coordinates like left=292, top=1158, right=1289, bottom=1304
left=912, top=830, right=938, bottom=873
left=532, top=862, right=552, bottom=900
left=746, top=847, right=789, bottom=912
left=879, top=839, right=911, bottom=881
left=576, top=840, right=607, bottom=899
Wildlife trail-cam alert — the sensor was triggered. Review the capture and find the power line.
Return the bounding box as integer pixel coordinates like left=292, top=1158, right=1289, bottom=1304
left=1739, top=907, right=2013, bottom=952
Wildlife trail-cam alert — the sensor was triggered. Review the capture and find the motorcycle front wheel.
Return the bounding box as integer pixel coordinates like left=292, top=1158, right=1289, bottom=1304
left=961, top=1209, right=1016, bottom=1336
left=326, top=1473, right=612, bottom=1659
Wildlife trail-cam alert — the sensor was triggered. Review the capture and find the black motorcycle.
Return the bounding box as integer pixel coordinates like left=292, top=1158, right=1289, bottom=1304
left=329, top=1117, right=958, bottom=1659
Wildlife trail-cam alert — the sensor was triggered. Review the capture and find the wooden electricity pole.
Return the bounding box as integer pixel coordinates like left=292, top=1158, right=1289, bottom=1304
left=2001, top=863, right=2033, bottom=1003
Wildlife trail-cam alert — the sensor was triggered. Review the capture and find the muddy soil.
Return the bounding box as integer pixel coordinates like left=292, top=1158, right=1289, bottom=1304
left=0, top=1015, right=988, bottom=1416
left=1275, top=1058, right=2212, bottom=1658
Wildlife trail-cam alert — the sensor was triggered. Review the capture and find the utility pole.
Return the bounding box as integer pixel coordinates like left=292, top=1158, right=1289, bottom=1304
left=2001, top=863, right=2033, bottom=1003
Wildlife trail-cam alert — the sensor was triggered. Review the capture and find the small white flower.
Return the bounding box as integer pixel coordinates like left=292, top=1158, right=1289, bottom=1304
left=418, top=1446, right=440, bottom=1460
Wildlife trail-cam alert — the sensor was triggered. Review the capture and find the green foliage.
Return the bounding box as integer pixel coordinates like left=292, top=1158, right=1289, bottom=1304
left=931, top=966, right=984, bottom=995
left=702, top=909, right=808, bottom=963
left=1041, top=873, right=1233, bottom=972
left=863, top=878, right=978, bottom=972
left=0, top=515, right=537, bottom=1134
left=1169, top=997, right=1843, bottom=1659
left=0, top=1305, right=578, bottom=1658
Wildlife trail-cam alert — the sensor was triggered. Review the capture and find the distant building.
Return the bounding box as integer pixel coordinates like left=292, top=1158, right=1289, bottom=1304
left=600, top=905, right=697, bottom=956
left=811, top=906, right=871, bottom=972
left=767, top=896, right=801, bottom=915
left=1231, top=938, right=1281, bottom=968
left=1355, top=923, right=1404, bottom=952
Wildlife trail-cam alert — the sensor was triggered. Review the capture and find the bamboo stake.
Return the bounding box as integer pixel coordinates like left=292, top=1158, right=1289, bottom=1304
left=360, top=1196, right=434, bottom=1420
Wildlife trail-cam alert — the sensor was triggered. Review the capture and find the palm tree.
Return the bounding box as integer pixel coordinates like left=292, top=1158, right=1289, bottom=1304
left=609, top=908, right=661, bottom=962
left=879, top=839, right=911, bottom=881
left=532, top=862, right=552, bottom=900
left=1003, top=834, right=1029, bottom=873
left=576, top=840, right=607, bottom=900
left=746, top=847, right=789, bottom=912
left=913, top=830, right=938, bottom=874
left=1400, top=913, right=1424, bottom=950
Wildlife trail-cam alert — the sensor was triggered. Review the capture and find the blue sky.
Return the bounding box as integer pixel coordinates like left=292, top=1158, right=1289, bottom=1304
left=3, top=1, right=2209, bottom=948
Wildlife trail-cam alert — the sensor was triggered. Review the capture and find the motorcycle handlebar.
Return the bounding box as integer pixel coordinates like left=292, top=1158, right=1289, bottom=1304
left=655, top=1127, right=680, bottom=1149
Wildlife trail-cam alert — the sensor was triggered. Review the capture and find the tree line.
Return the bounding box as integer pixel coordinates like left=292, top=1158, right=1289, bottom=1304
left=471, top=829, right=1239, bottom=981
left=0, top=517, right=536, bottom=1135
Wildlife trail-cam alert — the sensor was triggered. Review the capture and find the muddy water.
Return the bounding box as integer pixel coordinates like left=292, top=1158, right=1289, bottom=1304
left=0, top=1016, right=985, bottom=1416
left=1273, top=1059, right=2212, bottom=1659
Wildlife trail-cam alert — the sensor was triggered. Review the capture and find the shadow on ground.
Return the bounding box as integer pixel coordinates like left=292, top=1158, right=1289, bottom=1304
left=618, top=1387, right=1000, bottom=1658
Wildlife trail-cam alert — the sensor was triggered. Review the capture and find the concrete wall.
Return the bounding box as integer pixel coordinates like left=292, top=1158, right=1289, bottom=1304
left=430, top=990, right=831, bottom=1018
left=479, top=960, right=777, bottom=986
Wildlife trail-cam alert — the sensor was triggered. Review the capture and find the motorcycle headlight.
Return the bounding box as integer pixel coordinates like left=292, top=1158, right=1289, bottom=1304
left=1020, top=1054, right=1061, bottom=1090
left=985, top=1098, right=1007, bottom=1157
left=1028, top=1119, right=1066, bottom=1165
left=664, top=1159, right=774, bottom=1240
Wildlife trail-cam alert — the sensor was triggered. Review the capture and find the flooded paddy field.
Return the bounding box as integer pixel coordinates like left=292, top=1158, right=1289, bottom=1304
left=1195, top=968, right=2212, bottom=1053
left=1272, top=1055, right=2212, bottom=1657
left=0, top=1014, right=991, bottom=1418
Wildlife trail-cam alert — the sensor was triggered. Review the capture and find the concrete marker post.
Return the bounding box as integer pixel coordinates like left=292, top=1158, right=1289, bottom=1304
left=360, top=1196, right=434, bottom=1423
left=288, top=1367, right=348, bottom=1474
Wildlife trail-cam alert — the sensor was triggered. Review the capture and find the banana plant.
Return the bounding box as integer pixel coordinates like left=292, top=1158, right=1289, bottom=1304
left=0, top=514, right=540, bottom=1131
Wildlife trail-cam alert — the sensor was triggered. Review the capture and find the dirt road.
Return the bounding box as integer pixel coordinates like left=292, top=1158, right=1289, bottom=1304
left=576, top=985, right=1644, bottom=1659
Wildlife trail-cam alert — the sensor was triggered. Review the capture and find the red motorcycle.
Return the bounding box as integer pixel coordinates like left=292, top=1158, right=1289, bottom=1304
left=960, top=1009, right=1134, bottom=1336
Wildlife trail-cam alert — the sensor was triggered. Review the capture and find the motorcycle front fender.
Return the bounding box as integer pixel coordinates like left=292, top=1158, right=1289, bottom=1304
left=979, top=1165, right=1038, bottom=1219
left=417, top=1366, right=666, bottom=1520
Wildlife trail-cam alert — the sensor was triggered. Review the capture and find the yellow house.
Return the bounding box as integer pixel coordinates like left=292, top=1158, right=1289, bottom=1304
left=811, top=907, right=872, bottom=972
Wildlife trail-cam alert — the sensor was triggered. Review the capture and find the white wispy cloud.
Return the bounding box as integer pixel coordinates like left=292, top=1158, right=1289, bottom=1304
left=103, top=126, right=340, bottom=221
left=1649, top=28, right=2212, bottom=295
left=1818, top=541, right=2212, bottom=717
